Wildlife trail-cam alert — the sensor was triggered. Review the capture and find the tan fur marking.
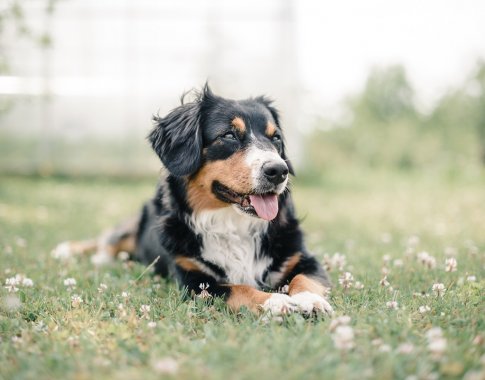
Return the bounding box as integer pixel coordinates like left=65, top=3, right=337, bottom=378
left=187, top=150, right=253, bottom=213
left=225, top=285, right=272, bottom=313
left=288, top=274, right=326, bottom=296
left=113, top=235, right=136, bottom=254
left=265, top=121, right=277, bottom=137
left=175, top=256, right=201, bottom=272
left=67, top=240, right=98, bottom=255
left=231, top=117, right=246, bottom=134
left=282, top=253, right=301, bottom=279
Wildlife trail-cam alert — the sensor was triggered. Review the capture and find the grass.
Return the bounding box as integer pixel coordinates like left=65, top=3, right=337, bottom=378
left=0, top=170, right=484, bottom=380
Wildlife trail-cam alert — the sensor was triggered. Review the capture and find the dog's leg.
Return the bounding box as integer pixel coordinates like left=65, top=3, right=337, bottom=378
left=288, top=274, right=333, bottom=315
left=175, top=256, right=297, bottom=315
left=276, top=253, right=333, bottom=316
left=224, top=285, right=298, bottom=315
left=52, top=216, right=139, bottom=265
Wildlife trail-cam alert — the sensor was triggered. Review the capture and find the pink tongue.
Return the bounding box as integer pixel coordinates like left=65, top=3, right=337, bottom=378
left=249, top=194, right=279, bottom=221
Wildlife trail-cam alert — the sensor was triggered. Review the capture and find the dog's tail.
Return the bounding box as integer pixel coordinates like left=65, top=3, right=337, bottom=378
left=52, top=216, right=139, bottom=265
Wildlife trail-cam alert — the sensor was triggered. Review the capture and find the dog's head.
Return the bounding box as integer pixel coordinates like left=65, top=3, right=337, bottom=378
left=149, top=84, right=294, bottom=221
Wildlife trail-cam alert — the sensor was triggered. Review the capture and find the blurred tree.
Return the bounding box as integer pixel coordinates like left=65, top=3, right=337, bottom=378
left=348, top=65, right=417, bottom=125
left=305, top=63, right=484, bottom=176
left=471, top=61, right=485, bottom=164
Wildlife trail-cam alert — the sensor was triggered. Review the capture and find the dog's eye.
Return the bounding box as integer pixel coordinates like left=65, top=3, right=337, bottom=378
left=222, top=132, right=237, bottom=140
left=272, top=135, right=281, bottom=142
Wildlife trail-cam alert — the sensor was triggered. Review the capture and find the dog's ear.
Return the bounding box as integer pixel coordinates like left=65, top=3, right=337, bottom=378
left=256, top=96, right=295, bottom=176
left=149, top=93, right=204, bottom=177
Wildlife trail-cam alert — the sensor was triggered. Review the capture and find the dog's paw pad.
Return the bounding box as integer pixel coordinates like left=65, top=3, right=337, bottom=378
left=291, top=291, right=334, bottom=316
left=261, top=293, right=297, bottom=316
left=91, top=250, right=114, bottom=266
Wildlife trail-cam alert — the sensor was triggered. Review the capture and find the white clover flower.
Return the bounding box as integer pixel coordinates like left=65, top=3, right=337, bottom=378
left=466, top=275, right=476, bottom=282
left=15, top=237, right=27, bottom=248
left=322, top=254, right=332, bottom=271
left=22, top=278, right=33, bottom=287
left=64, top=278, right=77, bottom=289
left=393, top=259, right=404, bottom=267
left=140, top=304, right=151, bottom=319
left=381, top=266, right=390, bottom=276
left=332, top=253, right=347, bottom=272
left=371, top=338, right=384, bottom=347
left=33, top=320, right=47, bottom=333
left=71, top=294, right=83, bottom=308
left=197, top=283, right=212, bottom=299
left=121, top=291, right=129, bottom=299
left=386, top=301, right=399, bottom=310
left=445, top=257, right=457, bottom=272
left=354, top=281, right=364, bottom=290
left=67, top=336, right=80, bottom=348
left=379, top=275, right=390, bottom=287
left=419, top=305, right=431, bottom=314
left=118, top=251, right=130, bottom=261
left=4, top=277, right=20, bottom=293
left=278, top=284, right=289, bottom=294
left=426, top=327, right=443, bottom=340
left=147, top=321, right=157, bottom=329
left=426, top=327, right=447, bottom=361
left=332, top=325, right=355, bottom=351
left=432, top=283, right=446, bottom=297
left=97, top=283, right=108, bottom=293
left=4, top=294, right=21, bottom=311
left=417, top=251, right=436, bottom=269
left=378, top=344, right=392, bottom=353
left=152, top=357, right=179, bottom=375
left=338, top=272, right=353, bottom=289
left=397, top=342, right=414, bottom=354
left=382, top=255, right=391, bottom=265
left=407, top=235, right=420, bottom=247
left=117, top=303, right=127, bottom=317
left=329, top=315, right=351, bottom=332
left=51, top=242, right=72, bottom=260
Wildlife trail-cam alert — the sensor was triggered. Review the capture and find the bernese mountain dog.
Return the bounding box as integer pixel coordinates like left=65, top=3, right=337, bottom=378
left=56, top=85, right=333, bottom=317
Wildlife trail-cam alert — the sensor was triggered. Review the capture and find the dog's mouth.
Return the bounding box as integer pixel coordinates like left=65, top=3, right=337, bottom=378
left=212, top=181, right=279, bottom=221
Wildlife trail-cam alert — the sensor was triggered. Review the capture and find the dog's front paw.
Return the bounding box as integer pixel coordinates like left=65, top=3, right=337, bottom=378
left=290, top=291, right=334, bottom=316
left=261, top=293, right=298, bottom=316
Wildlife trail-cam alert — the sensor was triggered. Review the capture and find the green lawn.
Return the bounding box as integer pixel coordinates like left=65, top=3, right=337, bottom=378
left=0, top=172, right=484, bottom=380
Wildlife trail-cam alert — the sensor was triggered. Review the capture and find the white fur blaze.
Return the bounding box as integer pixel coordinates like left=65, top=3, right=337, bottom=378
left=244, top=146, right=288, bottom=193
left=189, top=207, right=271, bottom=287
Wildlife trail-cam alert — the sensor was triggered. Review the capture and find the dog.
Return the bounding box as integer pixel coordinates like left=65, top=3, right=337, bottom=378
left=54, top=85, right=333, bottom=316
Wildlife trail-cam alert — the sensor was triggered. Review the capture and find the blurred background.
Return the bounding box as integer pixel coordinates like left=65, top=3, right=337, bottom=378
left=1, top=0, right=485, bottom=180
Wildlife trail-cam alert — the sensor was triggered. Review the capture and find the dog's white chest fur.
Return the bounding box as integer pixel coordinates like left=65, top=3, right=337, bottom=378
left=189, top=207, right=272, bottom=287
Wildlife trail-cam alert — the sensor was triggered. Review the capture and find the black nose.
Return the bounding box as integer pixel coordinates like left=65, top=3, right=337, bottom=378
left=262, top=162, right=289, bottom=185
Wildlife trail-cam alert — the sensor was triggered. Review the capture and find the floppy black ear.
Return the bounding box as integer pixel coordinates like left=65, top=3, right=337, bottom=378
left=149, top=97, right=203, bottom=177
left=256, top=96, right=295, bottom=176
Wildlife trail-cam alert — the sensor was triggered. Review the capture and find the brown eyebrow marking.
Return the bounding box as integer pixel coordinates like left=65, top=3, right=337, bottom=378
left=266, top=121, right=277, bottom=137
left=231, top=117, right=246, bottom=134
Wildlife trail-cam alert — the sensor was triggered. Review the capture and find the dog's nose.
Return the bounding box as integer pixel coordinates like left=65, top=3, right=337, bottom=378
left=262, top=162, right=289, bottom=185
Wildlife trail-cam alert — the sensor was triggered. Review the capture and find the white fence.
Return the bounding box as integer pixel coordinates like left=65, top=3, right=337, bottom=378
left=0, top=0, right=306, bottom=175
